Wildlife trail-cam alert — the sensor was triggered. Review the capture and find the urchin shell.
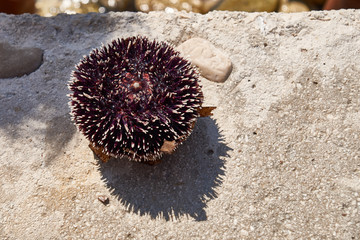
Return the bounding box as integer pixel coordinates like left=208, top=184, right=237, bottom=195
left=68, top=36, right=203, bottom=161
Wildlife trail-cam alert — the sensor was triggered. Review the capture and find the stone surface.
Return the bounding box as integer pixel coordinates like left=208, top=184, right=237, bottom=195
left=1, top=10, right=360, bottom=239
left=0, top=42, right=43, bottom=78
left=177, top=37, right=232, bottom=83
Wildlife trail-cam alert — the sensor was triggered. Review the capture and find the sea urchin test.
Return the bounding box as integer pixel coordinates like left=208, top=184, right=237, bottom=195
left=68, top=36, right=203, bottom=162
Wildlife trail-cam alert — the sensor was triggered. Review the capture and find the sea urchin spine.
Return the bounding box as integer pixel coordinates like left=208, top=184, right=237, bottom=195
left=68, top=36, right=203, bottom=162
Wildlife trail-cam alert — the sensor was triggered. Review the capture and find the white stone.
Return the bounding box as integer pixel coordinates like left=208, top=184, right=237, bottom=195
left=177, top=37, right=232, bottom=83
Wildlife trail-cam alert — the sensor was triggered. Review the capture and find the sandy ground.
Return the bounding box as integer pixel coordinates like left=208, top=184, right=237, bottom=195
left=0, top=10, right=360, bottom=239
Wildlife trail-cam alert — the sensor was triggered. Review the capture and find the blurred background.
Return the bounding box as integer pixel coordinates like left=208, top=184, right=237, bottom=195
left=0, top=0, right=359, bottom=16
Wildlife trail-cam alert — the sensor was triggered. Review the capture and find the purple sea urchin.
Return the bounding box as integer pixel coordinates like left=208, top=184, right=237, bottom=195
left=68, top=36, right=203, bottom=161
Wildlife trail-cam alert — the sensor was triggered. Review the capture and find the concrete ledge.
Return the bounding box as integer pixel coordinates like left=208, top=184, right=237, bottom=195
left=1, top=10, right=360, bottom=239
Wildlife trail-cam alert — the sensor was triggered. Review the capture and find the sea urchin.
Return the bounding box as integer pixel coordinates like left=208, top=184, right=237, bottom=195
left=68, top=36, right=203, bottom=162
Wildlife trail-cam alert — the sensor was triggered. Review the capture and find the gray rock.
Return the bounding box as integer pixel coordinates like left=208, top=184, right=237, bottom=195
left=0, top=41, right=43, bottom=78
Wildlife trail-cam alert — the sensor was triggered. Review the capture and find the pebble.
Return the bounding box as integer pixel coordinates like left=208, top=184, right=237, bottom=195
left=177, top=38, right=232, bottom=83
left=0, top=42, right=43, bottom=79
left=97, top=195, right=110, bottom=205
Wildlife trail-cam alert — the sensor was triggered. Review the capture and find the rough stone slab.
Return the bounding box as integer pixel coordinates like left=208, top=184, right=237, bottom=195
left=1, top=10, right=360, bottom=239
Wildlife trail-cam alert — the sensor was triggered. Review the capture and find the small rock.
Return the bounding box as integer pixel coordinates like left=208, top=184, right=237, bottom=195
left=97, top=195, right=109, bottom=205
left=0, top=42, right=43, bottom=79
left=177, top=38, right=232, bottom=83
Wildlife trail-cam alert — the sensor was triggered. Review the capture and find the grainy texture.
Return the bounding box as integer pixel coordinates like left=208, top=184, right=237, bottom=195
left=0, top=10, right=360, bottom=239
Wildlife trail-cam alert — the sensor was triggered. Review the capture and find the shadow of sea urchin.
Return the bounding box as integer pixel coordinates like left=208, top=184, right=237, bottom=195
left=68, top=36, right=203, bottom=162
